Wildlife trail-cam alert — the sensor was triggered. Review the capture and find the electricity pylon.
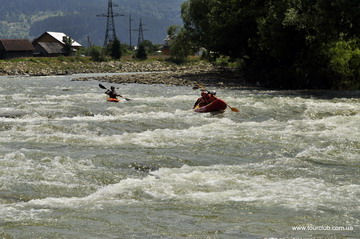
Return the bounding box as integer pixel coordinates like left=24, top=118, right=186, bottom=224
left=97, top=0, right=123, bottom=46
left=134, top=18, right=148, bottom=47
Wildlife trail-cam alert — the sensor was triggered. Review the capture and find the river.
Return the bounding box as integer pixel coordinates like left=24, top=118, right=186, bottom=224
left=0, top=74, right=359, bottom=238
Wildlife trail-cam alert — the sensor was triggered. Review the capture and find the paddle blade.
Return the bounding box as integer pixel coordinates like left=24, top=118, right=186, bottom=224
left=99, top=84, right=107, bottom=89
left=193, top=83, right=206, bottom=91
left=228, top=106, right=240, bottom=112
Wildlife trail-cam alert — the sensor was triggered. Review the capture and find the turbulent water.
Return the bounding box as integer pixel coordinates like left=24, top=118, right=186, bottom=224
left=0, top=74, right=359, bottom=239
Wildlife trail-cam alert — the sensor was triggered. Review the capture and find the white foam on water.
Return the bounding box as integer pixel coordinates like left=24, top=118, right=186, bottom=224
left=56, top=114, right=119, bottom=122
left=90, top=117, right=238, bottom=147
left=0, top=114, right=49, bottom=123
left=0, top=152, right=97, bottom=192
left=130, top=94, right=195, bottom=104
left=286, top=114, right=360, bottom=152
left=0, top=206, right=51, bottom=222
left=3, top=114, right=236, bottom=147
left=10, top=163, right=358, bottom=219
left=0, top=151, right=98, bottom=221
left=304, top=100, right=360, bottom=119
left=55, top=108, right=192, bottom=123
left=105, top=110, right=186, bottom=121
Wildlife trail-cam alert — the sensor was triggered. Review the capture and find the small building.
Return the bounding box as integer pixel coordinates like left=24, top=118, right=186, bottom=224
left=32, top=31, right=82, bottom=57
left=34, top=42, right=66, bottom=57
left=160, top=35, right=171, bottom=55
left=160, top=45, right=171, bottom=55
left=0, top=39, right=35, bottom=59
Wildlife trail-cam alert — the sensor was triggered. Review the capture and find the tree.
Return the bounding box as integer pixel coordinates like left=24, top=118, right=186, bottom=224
left=110, top=38, right=122, bottom=60
left=141, top=40, right=159, bottom=55
left=165, top=25, right=197, bottom=62
left=62, top=36, right=74, bottom=56
left=179, top=0, right=360, bottom=89
left=134, top=42, right=148, bottom=60
left=181, top=0, right=262, bottom=59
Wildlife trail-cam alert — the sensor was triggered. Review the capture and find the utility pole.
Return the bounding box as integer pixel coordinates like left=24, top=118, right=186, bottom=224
left=97, top=0, right=124, bottom=46
left=87, top=36, right=93, bottom=47
left=128, top=15, right=134, bottom=49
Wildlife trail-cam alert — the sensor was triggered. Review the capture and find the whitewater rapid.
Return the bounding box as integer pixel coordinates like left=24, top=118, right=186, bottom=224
left=0, top=74, right=359, bottom=238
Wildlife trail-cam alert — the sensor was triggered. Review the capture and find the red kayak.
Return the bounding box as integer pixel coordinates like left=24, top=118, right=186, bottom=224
left=194, top=98, right=227, bottom=113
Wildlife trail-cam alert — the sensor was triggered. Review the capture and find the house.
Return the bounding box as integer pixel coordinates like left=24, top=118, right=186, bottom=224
left=32, top=31, right=82, bottom=57
left=0, top=39, right=35, bottom=59
left=34, top=42, right=66, bottom=57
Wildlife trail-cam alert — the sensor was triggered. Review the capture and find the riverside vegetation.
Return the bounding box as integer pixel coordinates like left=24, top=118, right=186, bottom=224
left=168, top=0, right=360, bottom=90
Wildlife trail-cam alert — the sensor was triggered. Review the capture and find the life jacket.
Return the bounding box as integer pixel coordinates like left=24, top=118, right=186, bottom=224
left=106, top=90, right=119, bottom=99
left=195, top=95, right=211, bottom=108
left=207, top=95, right=217, bottom=104
left=198, top=97, right=209, bottom=107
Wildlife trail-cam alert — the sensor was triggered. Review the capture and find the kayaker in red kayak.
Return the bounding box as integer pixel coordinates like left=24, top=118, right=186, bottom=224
left=193, top=90, right=210, bottom=108
left=206, top=90, right=217, bottom=104
left=193, top=90, right=219, bottom=107
left=193, top=86, right=240, bottom=112
left=105, top=86, right=123, bottom=99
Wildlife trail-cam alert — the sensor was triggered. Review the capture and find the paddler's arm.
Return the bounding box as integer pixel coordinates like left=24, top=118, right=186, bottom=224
left=193, top=99, right=200, bottom=109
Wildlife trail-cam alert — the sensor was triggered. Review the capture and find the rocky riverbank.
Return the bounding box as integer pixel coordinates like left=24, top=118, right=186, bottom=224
left=0, top=59, right=174, bottom=76
left=0, top=59, right=251, bottom=88
left=73, top=69, right=248, bottom=88
left=71, top=61, right=249, bottom=88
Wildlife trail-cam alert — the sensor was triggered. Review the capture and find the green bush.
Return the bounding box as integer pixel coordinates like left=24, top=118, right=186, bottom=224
left=86, top=46, right=107, bottom=62
left=214, top=56, right=245, bottom=71
left=327, top=39, right=360, bottom=89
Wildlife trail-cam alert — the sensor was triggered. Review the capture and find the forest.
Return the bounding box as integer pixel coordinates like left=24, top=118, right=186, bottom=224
left=171, top=0, right=360, bottom=90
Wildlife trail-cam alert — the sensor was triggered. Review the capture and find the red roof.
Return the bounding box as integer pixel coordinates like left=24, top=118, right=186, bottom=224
left=0, top=39, right=35, bottom=51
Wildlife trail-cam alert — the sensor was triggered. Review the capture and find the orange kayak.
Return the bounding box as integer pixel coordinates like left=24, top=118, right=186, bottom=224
left=107, top=98, right=122, bottom=102
left=194, top=98, right=227, bottom=113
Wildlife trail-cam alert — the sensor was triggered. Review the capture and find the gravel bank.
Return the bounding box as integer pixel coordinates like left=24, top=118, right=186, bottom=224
left=71, top=61, right=249, bottom=88
left=0, top=59, right=251, bottom=88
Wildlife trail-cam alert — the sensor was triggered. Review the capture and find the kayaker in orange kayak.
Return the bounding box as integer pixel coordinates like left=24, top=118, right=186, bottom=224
left=105, top=86, right=123, bottom=99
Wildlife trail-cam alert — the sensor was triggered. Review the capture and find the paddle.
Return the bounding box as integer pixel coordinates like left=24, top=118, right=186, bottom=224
left=192, top=83, right=239, bottom=112
left=98, top=84, right=131, bottom=101
left=227, top=105, right=240, bottom=112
